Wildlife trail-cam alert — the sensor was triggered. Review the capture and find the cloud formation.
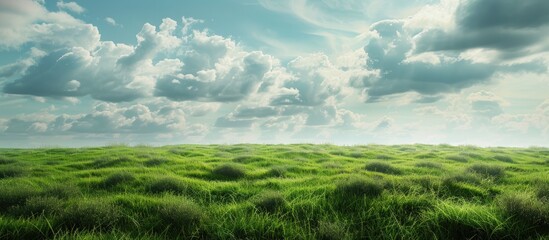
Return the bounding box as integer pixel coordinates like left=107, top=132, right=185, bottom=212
left=358, top=20, right=497, bottom=102
left=0, top=0, right=548, bottom=146
left=57, top=1, right=85, bottom=14
left=415, top=0, right=549, bottom=59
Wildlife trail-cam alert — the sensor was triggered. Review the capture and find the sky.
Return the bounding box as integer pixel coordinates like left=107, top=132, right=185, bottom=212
left=0, top=0, right=548, bottom=147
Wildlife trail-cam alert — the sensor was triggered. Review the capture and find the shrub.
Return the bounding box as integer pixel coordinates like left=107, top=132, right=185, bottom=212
left=317, top=221, right=348, bottom=240
left=266, top=166, right=287, bottom=178
left=144, top=158, right=169, bottom=167
left=147, top=178, right=187, bottom=194
left=493, top=155, right=514, bottom=163
left=499, top=193, right=549, bottom=229
left=156, top=196, right=204, bottom=234
left=101, top=172, right=135, bottom=188
left=365, top=162, right=402, bottom=175
left=335, top=177, right=384, bottom=198
left=446, top=155, right=468, bottom=163
left=466, top=164, right=505, bottom=179
left=212, top=164, right=246, bottom=180
left=252, top=191, right=288, bottom=213
left=58, top=199, right=121, bottom=230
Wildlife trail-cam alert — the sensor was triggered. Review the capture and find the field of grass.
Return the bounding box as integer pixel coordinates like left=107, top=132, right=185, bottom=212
left=0, top=144, right=548, bottom=239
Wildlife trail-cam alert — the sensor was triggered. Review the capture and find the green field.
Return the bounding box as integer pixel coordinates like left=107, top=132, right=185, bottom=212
left=0, top=144, right=548, bottom=239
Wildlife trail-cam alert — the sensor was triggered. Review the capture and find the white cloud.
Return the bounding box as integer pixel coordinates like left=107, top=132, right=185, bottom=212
left=2, top=102, right=188, bottom=134
left=1, top=0, right=548, bottom=146
left=105, top=17, right=118, bottom=26
left=181, top=16, right=203, bottom=34
left=155, top=30, right=276, bottom=102
left=0, top=0, right=99, bottom=50
left=57, top=1, right=85, bottom=14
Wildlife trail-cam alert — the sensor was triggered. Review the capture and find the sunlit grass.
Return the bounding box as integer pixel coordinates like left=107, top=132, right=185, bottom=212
left=0, top=144, right=547, bottom=239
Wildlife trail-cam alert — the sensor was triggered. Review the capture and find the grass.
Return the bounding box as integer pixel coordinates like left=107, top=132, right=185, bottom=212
left=252, top=191, right=288, bottom=213
left=146, top=178, right=188, bottom=194
left=0, top=144, right=547, bottom=239
left=101, top=172, right=135, bottom=188
left=212, top=163, right=246, bottom=180
left=466, top=164, right=505, bottom=179
left=365, top=162, right=402, bottom=175
left=335, top=177, right=384, bottom=198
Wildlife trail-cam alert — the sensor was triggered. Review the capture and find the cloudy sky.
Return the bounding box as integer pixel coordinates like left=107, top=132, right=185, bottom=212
left=1, top=0, right=548, bottom=147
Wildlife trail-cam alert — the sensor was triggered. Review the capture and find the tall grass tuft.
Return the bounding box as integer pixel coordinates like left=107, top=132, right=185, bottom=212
left=446, top=155, right=468, bottom=163
left=252, top=191, right=288, bottom=213
left=101, top=172, right=135, bottom=188
left=155, top=195, right=205, bottom=235
left=466, top=164, right=505, bottom=179
left=144, top=158, right=169, bottom=167
left=0, top=166, right=26, bottom=179
left=365, top=162, right=402, bottom=175
left=0, top=157, right=17, bottom=165
left=233, top=156, right=266, bottom=164
left=537, top=183, right=549, bottom=202
left=146, top=178, right=187, bottom=194
left=423, top=203, right=507, bottom=240
left=317, top=221, right=349, bottom=240
left=11, top=196, right=64, bottom=217
left=415, top=161, right=442, bottom=169
left=266, top=166, right=287, bottom=178
left=92, top=156, right=133, bottom=169
left=335, top=177, right=384, bottom=198
left=212, top=163, right=246, bottom=180
left=0, top=182, right=40, bottom=210
left=441, top=174, right=486, bottom=199
left=58, top=199, right=121, bottom=230
left=499, top=193, right=549, bottom=229
left=494, top=155, right=514, bottom=163
left=43, top=184, right=81, bottom=199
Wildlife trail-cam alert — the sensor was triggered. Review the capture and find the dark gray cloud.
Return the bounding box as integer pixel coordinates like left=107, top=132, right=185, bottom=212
left=3, top=46, right=148, bottom=102
left=458, top=0, right=549, bottom=30
left=416, top=0, right=549, bottom=54
left=361, top=20, right=497, bottom=101
left=4, top=119, right=45, bottom=133
left=358, top=15, right=548, bottom=102
left=3, top=48, right=89, bottom=98
left=468, top=91, right=504, bottom=118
